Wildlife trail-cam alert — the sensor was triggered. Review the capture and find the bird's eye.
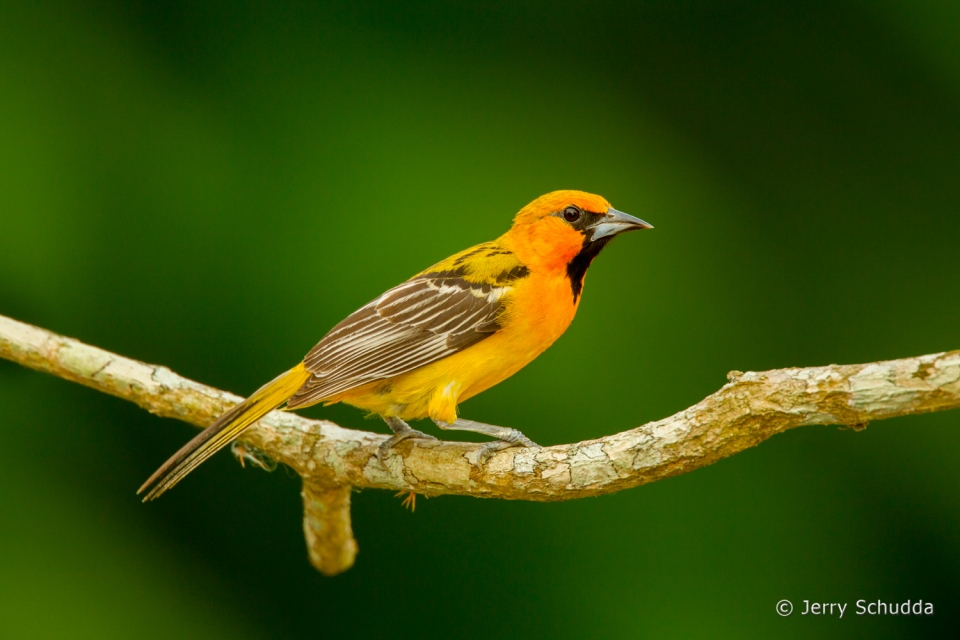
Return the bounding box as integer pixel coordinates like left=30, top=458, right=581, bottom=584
left=562, top=206, right=582, bottom=223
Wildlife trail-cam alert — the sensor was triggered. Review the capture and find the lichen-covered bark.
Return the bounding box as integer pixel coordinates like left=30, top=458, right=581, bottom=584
left=301, top=483, right=357, bottom=575
left=2, top=313, right=958, bottom=575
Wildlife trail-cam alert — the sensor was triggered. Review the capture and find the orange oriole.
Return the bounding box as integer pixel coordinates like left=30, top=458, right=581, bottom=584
left=139, top=190, right=652, bottom=500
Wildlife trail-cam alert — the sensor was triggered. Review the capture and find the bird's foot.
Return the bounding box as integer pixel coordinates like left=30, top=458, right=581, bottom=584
left=477, top=429, right=540, bottom=465
left=378, top=417, right=438, bottom=467
left=433, top=418, right=540, bottom=466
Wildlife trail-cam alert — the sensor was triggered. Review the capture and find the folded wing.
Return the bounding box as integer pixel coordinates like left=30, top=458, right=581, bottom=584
left=286, top=272, right=512, bottom=408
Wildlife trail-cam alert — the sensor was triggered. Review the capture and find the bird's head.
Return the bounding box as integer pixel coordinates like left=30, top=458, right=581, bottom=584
left=503, top=190, right=652, bottom=289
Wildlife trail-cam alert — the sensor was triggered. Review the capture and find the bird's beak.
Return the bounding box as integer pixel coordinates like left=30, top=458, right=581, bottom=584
left=589, top=207, right=654, bottom=241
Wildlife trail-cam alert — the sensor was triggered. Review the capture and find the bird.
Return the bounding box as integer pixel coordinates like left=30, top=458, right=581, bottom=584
left=139, top=190, right=652, bottom=500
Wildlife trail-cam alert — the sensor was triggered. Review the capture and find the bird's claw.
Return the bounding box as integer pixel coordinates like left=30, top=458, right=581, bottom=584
left=376, top=429, right=438, bottom=468
left=477, top=429, right=541, bottom=466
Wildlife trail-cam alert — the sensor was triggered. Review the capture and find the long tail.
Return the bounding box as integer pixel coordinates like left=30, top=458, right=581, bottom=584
left=138, top=363, right=311, bottom=501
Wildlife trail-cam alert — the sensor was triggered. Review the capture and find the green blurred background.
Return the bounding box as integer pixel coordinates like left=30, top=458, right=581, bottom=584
left=1, top=1, right=958, bottom=637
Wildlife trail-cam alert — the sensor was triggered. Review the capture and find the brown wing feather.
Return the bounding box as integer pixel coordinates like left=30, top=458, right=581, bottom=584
left=286, top=273, right=509, bottom=409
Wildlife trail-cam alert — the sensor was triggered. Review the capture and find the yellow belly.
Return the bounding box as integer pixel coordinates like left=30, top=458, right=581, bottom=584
left=326, top=272, right=578, bottom=423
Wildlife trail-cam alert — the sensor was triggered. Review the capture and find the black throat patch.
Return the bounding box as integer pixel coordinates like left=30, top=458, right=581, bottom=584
left=566, top=236, right=612, bottom=302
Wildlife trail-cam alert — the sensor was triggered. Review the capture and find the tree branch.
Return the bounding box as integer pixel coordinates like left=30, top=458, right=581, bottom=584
left=301, top=482, right=357, bottom=575
left=2, top=313, right=959, bottom=575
